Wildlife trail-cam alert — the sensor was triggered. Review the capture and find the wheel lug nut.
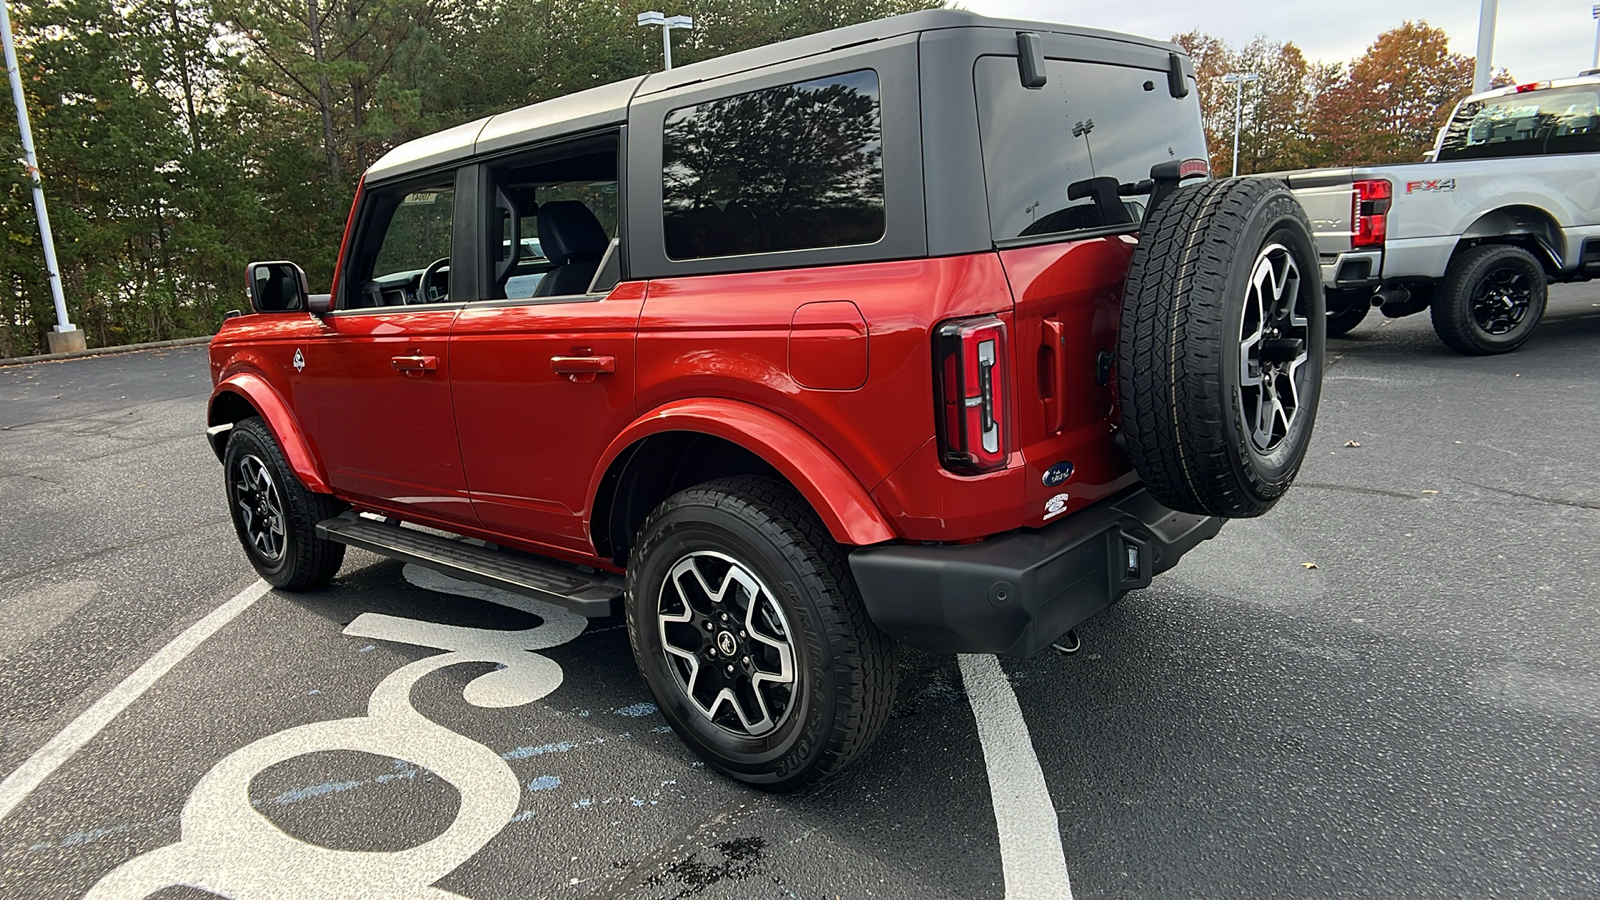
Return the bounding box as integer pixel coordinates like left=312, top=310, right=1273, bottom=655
left=725, top=665, right=734, bottom=676
left=704, top=622, right=714, bottom=631
left=741, top=656, right=750, bottom=665
left=738, top=630, right=746, bottom=639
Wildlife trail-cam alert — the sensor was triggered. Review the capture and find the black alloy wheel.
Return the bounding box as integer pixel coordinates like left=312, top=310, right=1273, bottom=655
left=1470, top=265, right=1533, bottom=335
left=223, top=417, right=346, bottom=589
left=1431, top=244, right=1548, bottom=355
left=1324, top=290, right=1371, bottom=337
left=232, top=453, right=287, bottom=563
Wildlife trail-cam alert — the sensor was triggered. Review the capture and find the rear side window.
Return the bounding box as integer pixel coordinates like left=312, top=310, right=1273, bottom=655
left=661, top=70, right=886, bottom=260
left=974, top=57, right=1207, bottom=243
left=1437, top=86, right=1600, bottom=160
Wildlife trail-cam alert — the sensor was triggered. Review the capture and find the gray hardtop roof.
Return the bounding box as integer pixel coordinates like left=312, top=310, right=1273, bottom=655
left=364, top=9, right=1184, bottom=184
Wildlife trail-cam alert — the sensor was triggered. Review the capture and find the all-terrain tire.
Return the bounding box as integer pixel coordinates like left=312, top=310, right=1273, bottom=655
left=1325, top=291, right=1371, bottom=337
left=223, top=417, right=346, bottom=589
left=625, top=476, right=897, bottom=792
left=1430, top=244, right=1547, bottom=355
left=1118, top=177, right=1326, bottom=518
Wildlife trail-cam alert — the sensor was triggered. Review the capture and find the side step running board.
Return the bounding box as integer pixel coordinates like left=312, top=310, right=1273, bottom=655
left=316, top=513, right=623, bottom=617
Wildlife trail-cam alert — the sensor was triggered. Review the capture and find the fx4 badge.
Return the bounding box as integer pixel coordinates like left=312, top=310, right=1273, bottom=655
left=1405, top=178, right=1455, bottom=194
left=292, top=348, right=306, bottom=372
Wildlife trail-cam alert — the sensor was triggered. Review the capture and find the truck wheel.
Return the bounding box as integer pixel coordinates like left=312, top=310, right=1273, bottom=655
left=1119, top=177, right=1325, bottom=518
left=1325, top=291, right=1371, bottom=337
left=1430, top=244, right=1547, bottom=355
left=223, top=417, right=346, bottom=589
left=625, top=476, right=896, bottom=791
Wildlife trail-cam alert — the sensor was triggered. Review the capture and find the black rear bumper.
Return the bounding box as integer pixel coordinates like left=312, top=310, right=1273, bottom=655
left=848, top=488, right=1223, bottom=658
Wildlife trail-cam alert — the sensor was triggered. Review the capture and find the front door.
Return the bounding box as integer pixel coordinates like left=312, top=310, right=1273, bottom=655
left=304, top=170, right=474, bottom=528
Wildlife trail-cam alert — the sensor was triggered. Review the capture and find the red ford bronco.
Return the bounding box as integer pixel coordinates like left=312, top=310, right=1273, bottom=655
left=209, top=11, right=1326, bottom=790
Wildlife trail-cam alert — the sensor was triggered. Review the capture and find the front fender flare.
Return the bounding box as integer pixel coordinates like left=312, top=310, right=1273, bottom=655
left=589, top=399, right=897, bottom=547
left=208, top=372, right=331, bottom=494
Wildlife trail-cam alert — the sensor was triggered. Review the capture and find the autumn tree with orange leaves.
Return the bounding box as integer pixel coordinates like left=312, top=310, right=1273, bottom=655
left=1312, top=22, right=1481, bottom=166
left=1177, top=21, right=1506, bottom=175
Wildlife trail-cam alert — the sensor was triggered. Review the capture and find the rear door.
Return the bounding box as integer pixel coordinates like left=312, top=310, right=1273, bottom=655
left=448, top=133, right=642, bottom=557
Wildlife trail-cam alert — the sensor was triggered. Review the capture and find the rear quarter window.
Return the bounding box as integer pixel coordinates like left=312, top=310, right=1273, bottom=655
left=973, top=56, right=1207, bottom=243
left=661, top=69, right=886, bottom=260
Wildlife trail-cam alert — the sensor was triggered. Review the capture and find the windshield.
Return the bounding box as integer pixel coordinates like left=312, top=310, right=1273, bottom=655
left=1437, top=86, right=1600, bottom=160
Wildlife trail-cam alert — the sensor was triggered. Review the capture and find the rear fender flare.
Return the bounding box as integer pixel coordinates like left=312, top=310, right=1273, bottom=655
left=1459, top=205, right=1565, bottom=269
left=588, top=399, right=896, bottom=547
left=208, top=372, right=331, bottom=494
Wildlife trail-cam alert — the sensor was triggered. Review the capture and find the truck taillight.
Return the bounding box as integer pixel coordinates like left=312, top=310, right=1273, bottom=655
left=1352, top=179, right=1392, bottom=248
left=934, top=316, right=1009, bottom=475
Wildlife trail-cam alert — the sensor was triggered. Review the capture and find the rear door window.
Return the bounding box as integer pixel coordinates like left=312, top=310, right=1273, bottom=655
left=661, top=69, right=886, bottom=260
left=1437, top=86, right=1600, bottom=160
left=973, top=57, right=1207, bottom=243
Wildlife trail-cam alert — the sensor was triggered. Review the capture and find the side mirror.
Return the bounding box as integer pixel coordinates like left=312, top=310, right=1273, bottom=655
left=246, top=261, right=309, bottom=314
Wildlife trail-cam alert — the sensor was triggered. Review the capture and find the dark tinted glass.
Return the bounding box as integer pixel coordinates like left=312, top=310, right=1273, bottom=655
left=974, top=57, right=1207, bottom=242
left=1437, top=86, right=1600, bottom=160
left=662, top=70, right=885, bottom=260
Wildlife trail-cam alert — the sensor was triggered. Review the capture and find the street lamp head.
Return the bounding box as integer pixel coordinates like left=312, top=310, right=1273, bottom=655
left=665, top=15, right=693, bottom=29
left=1222, top=71, right=1261, bottom=84
left=637, top=11, right=665, bottom=26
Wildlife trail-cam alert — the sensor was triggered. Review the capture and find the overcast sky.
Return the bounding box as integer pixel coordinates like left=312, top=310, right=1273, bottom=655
left=962, top=1, right=1597, bottom=83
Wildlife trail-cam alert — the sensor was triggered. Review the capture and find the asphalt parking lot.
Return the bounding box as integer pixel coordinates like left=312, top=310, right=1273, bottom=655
left=2, top=285, right=1598, bottom=899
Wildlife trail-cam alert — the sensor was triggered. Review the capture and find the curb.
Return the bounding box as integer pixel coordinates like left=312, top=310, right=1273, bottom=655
left=0, top=335, right=214, bottom=368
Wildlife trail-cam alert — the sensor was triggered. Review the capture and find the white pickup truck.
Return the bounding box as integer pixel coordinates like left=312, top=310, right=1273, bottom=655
left=1272, top=72, right=1600, bottom=354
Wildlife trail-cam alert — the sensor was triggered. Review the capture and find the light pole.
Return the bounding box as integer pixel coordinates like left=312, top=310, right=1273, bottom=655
left=1592, top=5, right=1599, bottom=70
left=1222, top=72, right=1259, bottom=178
left=1473, top=0, right=1498, bottom=94
left=637, top=11, right=692, bottom=71
left=0, top=0, right=80, bottom=352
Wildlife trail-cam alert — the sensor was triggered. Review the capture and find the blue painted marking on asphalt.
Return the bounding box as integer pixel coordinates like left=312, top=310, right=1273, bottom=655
left=26, top=816, right=177, bottom=852
left=612, top=702, right=658, bottom=717
left=502, top=742, right=576, bottom=759
left=356, top=645, right=375, bottom=653
left=526, top=775, right=561, bottom=792
left=272, top=780, right=361, bottom=805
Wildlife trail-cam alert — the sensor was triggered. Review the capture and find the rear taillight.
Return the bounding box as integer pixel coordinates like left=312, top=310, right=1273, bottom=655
left=934, top=316, right=1009, bottom=475
left=1352, top=179, right=1392, bottom=248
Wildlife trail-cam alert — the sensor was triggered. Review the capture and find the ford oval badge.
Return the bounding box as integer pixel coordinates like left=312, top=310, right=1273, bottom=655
left=1042, top=461, right=1074, bottom=487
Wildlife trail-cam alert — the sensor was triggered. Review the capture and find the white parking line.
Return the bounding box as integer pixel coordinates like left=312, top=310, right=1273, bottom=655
left=0, top=579, right=271, bottom=823
left=960, top=653, right=1074, bottom=900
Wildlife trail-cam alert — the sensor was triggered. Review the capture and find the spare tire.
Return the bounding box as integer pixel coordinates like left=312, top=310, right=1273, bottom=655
left=1118, top=177, right=1325, bottom=518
